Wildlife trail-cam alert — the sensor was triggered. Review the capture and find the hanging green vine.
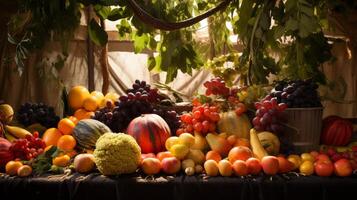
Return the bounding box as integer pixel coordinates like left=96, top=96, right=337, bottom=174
left=5, top=0, right=357, bottom=85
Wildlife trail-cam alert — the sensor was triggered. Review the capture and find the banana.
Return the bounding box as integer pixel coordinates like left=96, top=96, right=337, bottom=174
left=4, top=132, right=16, bottom=142
left=5, top=125, right=32, bottom=138
left=249, top=128, right=268, bottom=160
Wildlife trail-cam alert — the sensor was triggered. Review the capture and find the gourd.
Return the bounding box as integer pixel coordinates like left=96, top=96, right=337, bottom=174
left=73, top=119, right=111, bottom=150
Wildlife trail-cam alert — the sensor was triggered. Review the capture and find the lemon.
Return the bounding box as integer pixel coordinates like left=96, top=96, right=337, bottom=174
left=178, top=133, right=195, bottom=147
left=165, top=136, right=179, bottom=151
left=287, top=154, right=302, bottom=170
left=301, top=153, right=315, bottom=162
left=170, top=144, right=189, bottom=160
left=299, top=160, right=314, bottom=175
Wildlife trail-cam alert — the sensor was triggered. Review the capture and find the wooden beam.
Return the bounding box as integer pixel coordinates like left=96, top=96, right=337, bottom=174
left=86, top=6, right=95, bottom=91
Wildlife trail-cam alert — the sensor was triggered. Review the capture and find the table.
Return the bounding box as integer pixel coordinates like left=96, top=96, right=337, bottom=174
left=1, top=172, right=357, bottom=200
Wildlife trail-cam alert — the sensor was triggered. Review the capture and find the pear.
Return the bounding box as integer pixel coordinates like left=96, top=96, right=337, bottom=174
left=206, top=133, right=232, bottom=157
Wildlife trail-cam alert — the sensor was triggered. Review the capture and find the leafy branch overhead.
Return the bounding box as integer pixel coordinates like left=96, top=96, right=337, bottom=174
left=7, top=0, right=356, bottom=84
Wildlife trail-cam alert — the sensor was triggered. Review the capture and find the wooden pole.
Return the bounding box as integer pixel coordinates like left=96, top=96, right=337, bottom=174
left=86, top=6, right=95, bottom=91
left=100, top=18, right=109, bottom=94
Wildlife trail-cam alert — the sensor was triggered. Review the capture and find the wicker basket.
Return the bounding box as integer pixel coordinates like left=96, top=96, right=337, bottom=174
left=282, top=107, right=323, bottom=153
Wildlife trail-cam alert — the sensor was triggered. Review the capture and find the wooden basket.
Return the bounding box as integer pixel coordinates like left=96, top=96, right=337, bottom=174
left=282, top=107, right=323, bottom=153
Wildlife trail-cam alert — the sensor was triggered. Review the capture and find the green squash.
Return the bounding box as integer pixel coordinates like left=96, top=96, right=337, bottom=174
left=73, top=119, right=111, bottom=150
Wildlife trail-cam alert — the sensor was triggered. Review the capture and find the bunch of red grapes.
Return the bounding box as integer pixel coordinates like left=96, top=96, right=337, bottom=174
left=10, top=132, right=46, bottom=160
left=203, top=77, right=233, bottom=97
left=252, top=96, right=288, bottom=133
left=177, top=103, right=220, bottom=135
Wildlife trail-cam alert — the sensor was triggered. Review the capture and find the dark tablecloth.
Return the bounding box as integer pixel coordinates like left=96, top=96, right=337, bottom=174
left=1, top=172, right=357, bottom=200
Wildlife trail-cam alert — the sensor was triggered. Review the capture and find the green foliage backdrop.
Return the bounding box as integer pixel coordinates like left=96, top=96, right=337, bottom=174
left=6, top=0, right=357, bottom=84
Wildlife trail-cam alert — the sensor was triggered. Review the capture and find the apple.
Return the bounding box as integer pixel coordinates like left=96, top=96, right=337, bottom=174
left=261, top=156, right=279, bottom=175
left=74, top=153, right=96, bottom=174
left=277, top=156, right=294, bottom=173
left=161, top=157, right=181, bottom=175
left=334, top=158, right=353, bottom=177
left=245, top=157, right=262, bottom=175
left=316, top=153, right=330, bottom=162
left=141, top=153, right=156, bottom=161
left=314, top=160, right=334, bottom=177
left=310, top=151, right=319, bottom=159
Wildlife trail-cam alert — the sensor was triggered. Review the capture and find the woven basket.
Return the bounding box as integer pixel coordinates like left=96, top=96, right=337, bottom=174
left=282, top=107, right=323, bottom=153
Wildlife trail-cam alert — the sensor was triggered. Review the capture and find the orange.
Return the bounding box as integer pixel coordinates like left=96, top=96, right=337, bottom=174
left=58, top=118, right=75, bottom=135
left=105, top=92, right=119, bottom=102
left=52, top=155, right=71, bottom=167
left=83, top=95, right=99, bottom=112
left=68, top=86, right=90, bottom=110
left=5, top=161, right=23, bottom=176
left=42, top=128, right=63, bottom=146
left=205, top=150, right=222, bottom=162
left=228, top=146, right=253, bottom=163
left=57, top=135, right=76, bottom=151
left=68, top=116, right=79, bottom=125
left=74, top=108, right=94, bottom=120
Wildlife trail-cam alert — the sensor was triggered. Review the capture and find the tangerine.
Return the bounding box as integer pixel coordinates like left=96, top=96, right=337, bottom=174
left=74, top=108, right=94, bottom=120
left=58, top=118, right=75, bottom=135
left=57, top=135, right=76, bottom=151
left=5, top=161, right=23, bottom=176
left=205, top=150, right=222, bottom=162
left=68, top=116, right=79, bottom=125
left=83, top=95, right=99, bottom=112
left=42, top=128, right=63, bottom=146
left=53, top=155, right=71, bottom=167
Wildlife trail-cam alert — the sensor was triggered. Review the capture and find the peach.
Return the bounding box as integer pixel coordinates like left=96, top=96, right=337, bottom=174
left=232, top=160, right=248, bottom=176
left=245, top=157, right=262, bottom=175
left=161, top=157, right=181, bottom=175
left=74, top=153, right=96, bottom=174
left=261, top=156, right=279, bottom=175
left=142, top=158, right=161, bottom=175
left=228, top=146, right=253, bottom=163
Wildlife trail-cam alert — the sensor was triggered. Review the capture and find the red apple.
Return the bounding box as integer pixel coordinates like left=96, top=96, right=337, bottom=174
left=316, top=153, right=330, bottom=162
left=232, top=160, right=248, bottom=176
left=141, top=153, right=156, bottom=160
left=161, top=157, right=181, bottom=175
left=277, top=156, right=294, bottom=173
left=245, top=157, right=262, bottom=175
left=314, top=160, right=334, bottom=177
left=334, top=158, right=353, bottom=177
left=310, top=151, right=319, bottom=159
left=261, top=156, right=279, bottom=175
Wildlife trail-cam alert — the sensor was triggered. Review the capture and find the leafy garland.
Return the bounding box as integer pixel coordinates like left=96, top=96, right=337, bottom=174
left=6, top=0, right=357, bottom=84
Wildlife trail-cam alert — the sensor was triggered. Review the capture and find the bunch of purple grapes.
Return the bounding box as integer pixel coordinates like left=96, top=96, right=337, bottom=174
left=252, top=96, right=287, bottom=133
left=10, top=133, right=46, bottom=160
left=16, top=102, right=60, bottom=128
left=93, top=80, right=180, bottom=134
left=270, top=79, right=322, bottom=108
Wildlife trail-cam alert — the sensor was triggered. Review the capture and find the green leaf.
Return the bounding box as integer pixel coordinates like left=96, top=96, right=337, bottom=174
left=298, top=14, right=318, bottom=38
left=133, top=33, right=149, bottom=53
left=285, top=18, right=298, bottom=31
left=148, top=56, right=156, bottom=71
left=274, top=26, right=285, bottom=39
left=285, top=0, right=296, bottom=12
left=94, top=5, right=111, bottom=20
left=88, top=19, right=108, bottom=46
left=300, top=5, right=314, bottom=16
left=116, top=19, right=132, bottom=38
left=107, top=7, right=132, bottom=21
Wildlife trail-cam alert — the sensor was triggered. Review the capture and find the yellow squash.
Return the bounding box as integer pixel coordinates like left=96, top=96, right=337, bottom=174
left=217, top=111, right=251, bottom=139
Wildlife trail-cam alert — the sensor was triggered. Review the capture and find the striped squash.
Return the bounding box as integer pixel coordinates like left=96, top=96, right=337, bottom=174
left=217, top=111, right=252, bottom=139
left=73, top=119, right=111, bottom=150
left=127, top=114, right=171, bottom=154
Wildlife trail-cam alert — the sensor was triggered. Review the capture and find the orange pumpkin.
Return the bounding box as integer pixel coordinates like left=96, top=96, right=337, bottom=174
left=127, top=114, right=171, bottom=154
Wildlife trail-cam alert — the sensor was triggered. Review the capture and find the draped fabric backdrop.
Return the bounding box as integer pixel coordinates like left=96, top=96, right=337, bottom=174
left=0, top=14, right=356, bottom=119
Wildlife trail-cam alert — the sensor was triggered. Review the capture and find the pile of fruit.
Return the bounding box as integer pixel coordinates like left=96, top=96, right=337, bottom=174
left=0, top=78, right=356, bottom=179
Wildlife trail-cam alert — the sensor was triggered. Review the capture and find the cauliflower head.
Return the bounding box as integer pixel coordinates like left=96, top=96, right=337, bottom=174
left=94, top=132, right=141, bottom=176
